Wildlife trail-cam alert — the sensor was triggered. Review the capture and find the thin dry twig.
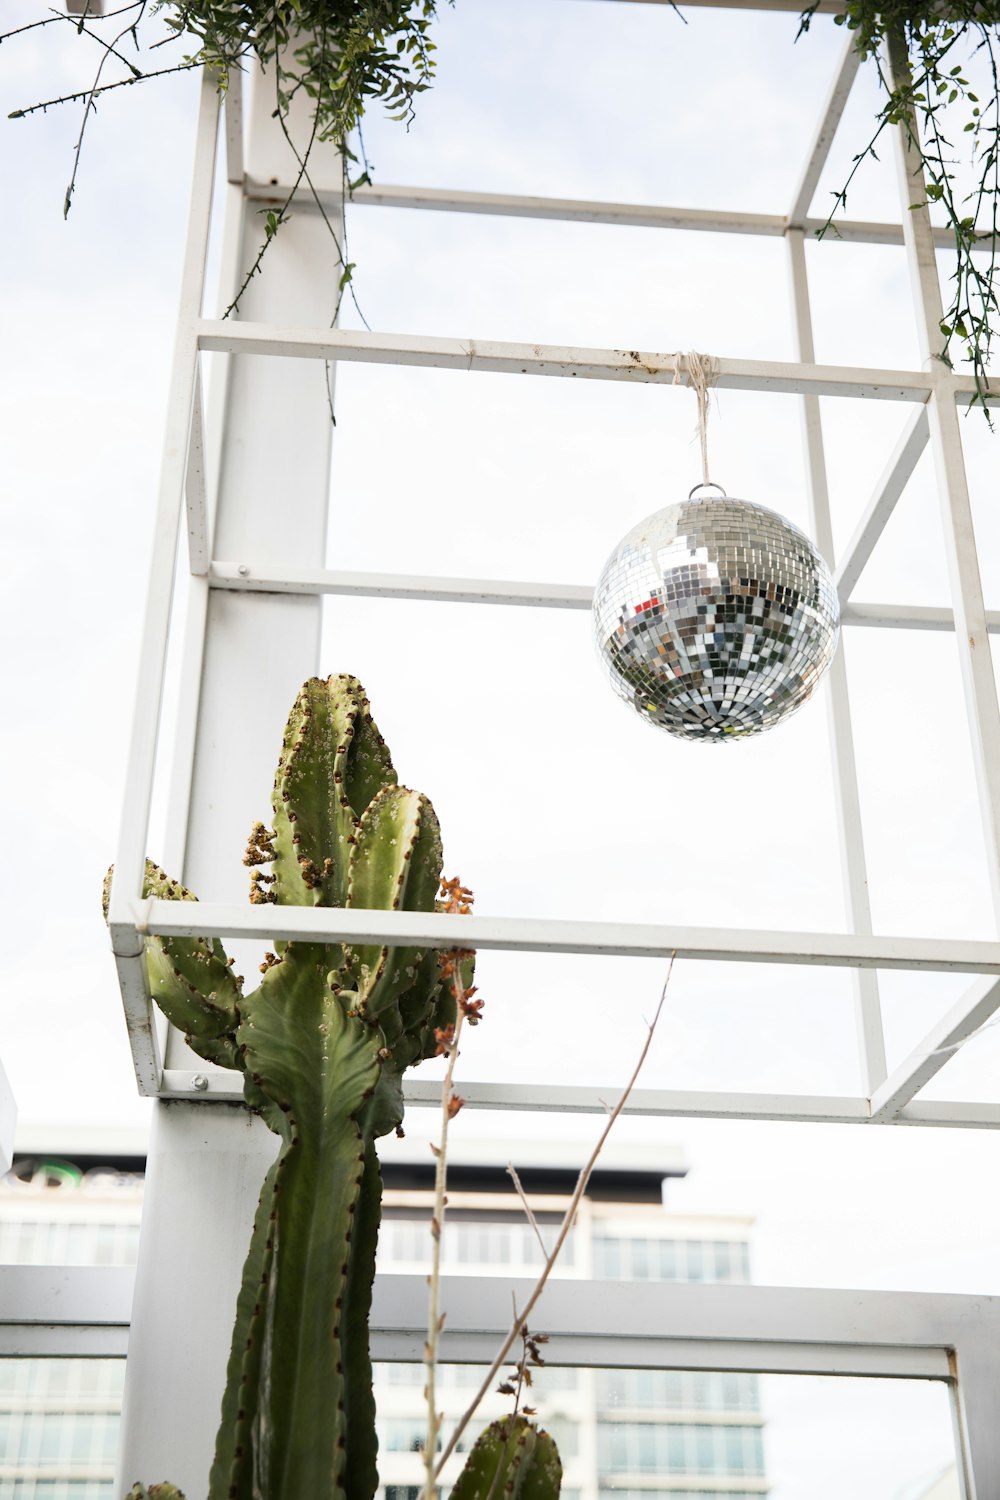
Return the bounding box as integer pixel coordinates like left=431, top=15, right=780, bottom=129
left=421, top=878, right=477, bottom=1500
left=434, top=954, right=676, bottom=1477
left=421, top=984, right=466, bottom=1500
left=506, top=1164, right=548, bottom=1259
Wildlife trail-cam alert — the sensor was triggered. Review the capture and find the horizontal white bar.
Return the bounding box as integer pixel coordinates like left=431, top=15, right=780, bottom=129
left=245, top=177, right=990, bottom=253
left=124, top=899, right=1000, bottom=975
left=157, top=1069, right=873, bottom=1121
left=210, top=561, right=593, bottom=607
left=373, top=1275, right=972, bottom=1379
left=208, top=563, right=999, bottom=635
left=0, top=1268, right=968, bottom=1378
left=197, top=320, right=936, bottom=401
left=154, top=1069, right=1000, bottom=1128
left=0, top=1326, right=130, bottom=1358
left=845, top=602, right=1000, bottom=632
left=0, top=1268, right=133, bottom=1330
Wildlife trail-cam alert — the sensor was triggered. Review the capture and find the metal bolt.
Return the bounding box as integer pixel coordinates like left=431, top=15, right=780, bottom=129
left=192, top=1073, right=209, bottom=1092
left=238, top=564, right=250, bottom=577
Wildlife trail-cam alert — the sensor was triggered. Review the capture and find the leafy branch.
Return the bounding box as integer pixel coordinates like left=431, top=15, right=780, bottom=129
left=5, top=0, right=445, bottom=319
left=799, top=5, right=1000, bottom=414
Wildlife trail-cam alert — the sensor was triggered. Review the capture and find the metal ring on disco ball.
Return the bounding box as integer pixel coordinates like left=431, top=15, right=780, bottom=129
left=592, top=492, right=840, bottom=742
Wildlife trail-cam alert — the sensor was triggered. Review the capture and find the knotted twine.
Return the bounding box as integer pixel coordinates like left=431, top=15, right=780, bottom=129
left=672, top=350, right=720, bottom=488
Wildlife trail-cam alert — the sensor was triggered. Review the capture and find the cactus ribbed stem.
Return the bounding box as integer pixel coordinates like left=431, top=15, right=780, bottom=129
left=108, top=676, right=481, bottom=1500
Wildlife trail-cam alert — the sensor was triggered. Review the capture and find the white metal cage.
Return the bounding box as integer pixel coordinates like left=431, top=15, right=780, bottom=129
left=104, top=12, right=1000, bottom=1131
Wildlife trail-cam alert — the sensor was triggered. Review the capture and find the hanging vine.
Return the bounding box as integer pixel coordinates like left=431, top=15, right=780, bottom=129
left=4, top=0, right=443, bottom=314
left=799, top=6, right=1000, bottom=412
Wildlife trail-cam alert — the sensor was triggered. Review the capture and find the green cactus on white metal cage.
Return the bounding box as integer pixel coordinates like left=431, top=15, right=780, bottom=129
left=105, top=676, right=561, bottom=1500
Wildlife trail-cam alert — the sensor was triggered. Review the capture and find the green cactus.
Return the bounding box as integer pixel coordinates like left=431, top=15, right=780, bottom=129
left=450, top=1416, right=563, bottom=1500
left=107, top=674, right=559, bottom=1500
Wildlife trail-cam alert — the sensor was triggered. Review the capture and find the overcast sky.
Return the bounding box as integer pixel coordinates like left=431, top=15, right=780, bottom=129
left=4, top=3, right=1000, bottom=1495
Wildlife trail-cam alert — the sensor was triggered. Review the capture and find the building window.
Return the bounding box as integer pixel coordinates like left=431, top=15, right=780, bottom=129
left=597, top=1420, right=765, bottom=1476
left=592, top=1237, right=749, bottom=1284
left=378, top=1221, right=575, bottom=1274
left=596, top=1369, right=760, bottom=1413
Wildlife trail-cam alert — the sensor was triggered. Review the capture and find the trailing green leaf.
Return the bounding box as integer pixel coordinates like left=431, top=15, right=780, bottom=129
left=798, top=5, right=1000, bottom=415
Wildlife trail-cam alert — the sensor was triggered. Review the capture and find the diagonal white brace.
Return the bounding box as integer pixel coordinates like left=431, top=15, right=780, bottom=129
left=869, top=975, right=1000, bottom=1122
left=788, top=35, right=862, bottom=227
left=834, top=403, right=929, bottom=605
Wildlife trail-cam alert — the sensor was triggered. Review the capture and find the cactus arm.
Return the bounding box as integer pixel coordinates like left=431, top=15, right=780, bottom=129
left=103, top=861, right=242, bottom=1070
left=237, top=942, right=381, bottom=1499
left=207, top=1152, right=284, bottom=1500
left=266, top=676, right=396, bottom=912
left=450, top=1417, right=562, bottom=1500
left=338, top=676, right=398, bottom=820
left=346, top=785, right=443, bottom=1022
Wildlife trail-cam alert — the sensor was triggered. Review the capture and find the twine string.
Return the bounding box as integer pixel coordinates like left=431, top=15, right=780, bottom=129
left=672, top=350, right=719, bottom=487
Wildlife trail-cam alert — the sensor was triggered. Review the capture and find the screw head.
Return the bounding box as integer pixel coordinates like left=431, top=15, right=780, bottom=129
left=192, top=1073, right=209, bottom=1092
left=237, top=564, right=250, bottom=577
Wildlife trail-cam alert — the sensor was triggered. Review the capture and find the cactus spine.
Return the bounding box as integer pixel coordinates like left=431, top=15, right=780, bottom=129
left=107, top=675, right=560, bottom=1500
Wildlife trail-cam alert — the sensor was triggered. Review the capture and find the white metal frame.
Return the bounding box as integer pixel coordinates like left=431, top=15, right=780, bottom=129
left=106, top=20, right=1000, bottom=1131
left=4, top=1268, right=996, bottom=1499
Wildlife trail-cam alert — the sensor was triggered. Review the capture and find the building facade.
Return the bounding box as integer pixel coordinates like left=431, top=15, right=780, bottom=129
left=0, top=1136, right=766, bottom=1499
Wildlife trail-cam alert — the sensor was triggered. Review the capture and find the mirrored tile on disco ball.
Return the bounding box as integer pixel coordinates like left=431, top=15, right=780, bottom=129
left=592, top=496, right=840, bottom=742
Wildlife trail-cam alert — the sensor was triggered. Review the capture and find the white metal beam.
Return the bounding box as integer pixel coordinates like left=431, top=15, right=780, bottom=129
left=184, top=358, right=209, bottom=576
left=888, top=31, right=1000, bottom=926
left=869, top=976, right=1000, bottom=1122
left=223, top=63, right=244, bottom=187
left=246, top=176, right=996, bottom=251
left=844, top=601, right=1000, bottom=632
left=834, top=403, right=929, bottom=605
left=208, top=562, right=996, bottom=637
left=785, top=224, right=886, bottom=1093
left=106, top=71, right=220, bottom=1004
left=209, top=561, right=594, bottom=607
left=374, top=1274, right=965, bottom=1380
left=788, top=36, right=861, bottom=226
left=196, top=320, right=938, bottom=400
left=155, top=1070, right=1000, bottom=1127
left=123, top=899, right=1000, bottom=975
left=0, top=1267, right=132, bottom=1358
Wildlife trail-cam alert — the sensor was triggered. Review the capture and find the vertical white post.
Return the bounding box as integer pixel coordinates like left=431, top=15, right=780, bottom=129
left=117, top=1104, right=278, bottom=1494
left=785, top=228, right=887, bottom=1092
left=116, top=64, right=344, bottom=1492
left=107, top=73, right=220, bottom=947
left=887, top=30, right=1000, bottom=926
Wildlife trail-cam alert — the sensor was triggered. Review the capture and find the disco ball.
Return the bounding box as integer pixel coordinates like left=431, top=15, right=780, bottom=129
left=592, top=486, right=840, bottom=742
